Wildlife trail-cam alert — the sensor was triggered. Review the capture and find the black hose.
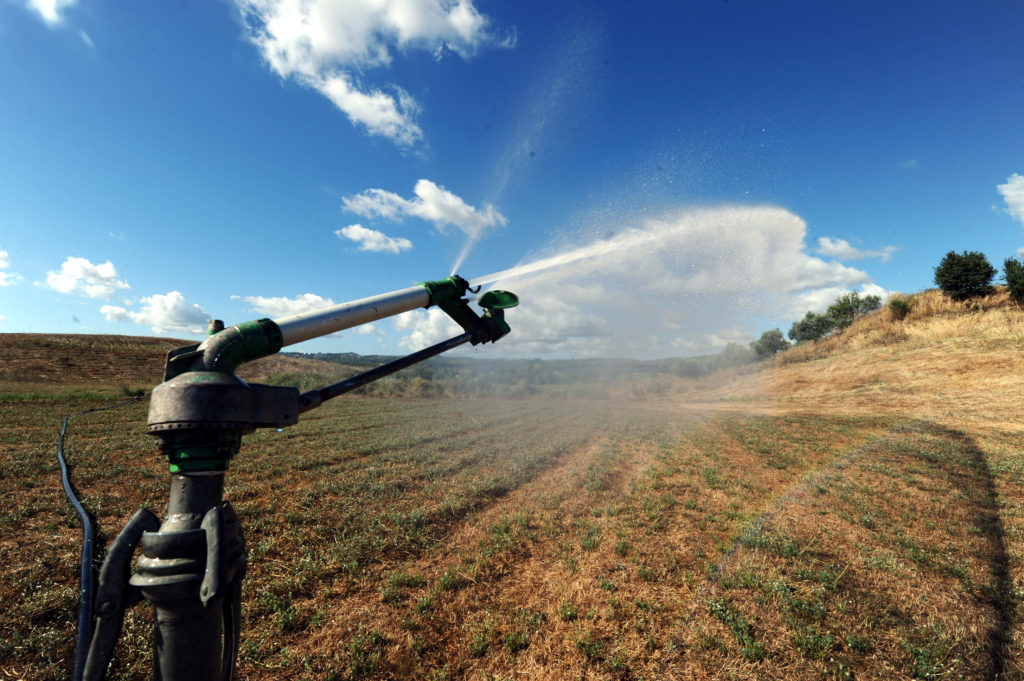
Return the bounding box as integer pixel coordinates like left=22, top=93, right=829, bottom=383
left=57, top=397, right=142, bottom=681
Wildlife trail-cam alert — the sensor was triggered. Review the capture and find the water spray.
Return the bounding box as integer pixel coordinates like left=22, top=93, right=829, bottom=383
left=76, top=274, right=517, bottom=681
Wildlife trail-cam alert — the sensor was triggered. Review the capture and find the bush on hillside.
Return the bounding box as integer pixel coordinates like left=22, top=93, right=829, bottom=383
left=716, top=342, right=756, bottom=368
left=788, top=311, right=834, bottom=343
left=934, top=250, right=996, bottom=301
left=1004, top=257, right=1024, bottom=304
left=888, top=296, right=912, bottom=321
left=750, top=329, right=789, bottom=359
left=826, top=292, right=882, bottom=330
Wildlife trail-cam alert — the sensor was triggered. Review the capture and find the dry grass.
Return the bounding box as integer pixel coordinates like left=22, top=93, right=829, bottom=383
left=1, top=289, right=1022, bottom=680
left=701, top=288, right=1024, bottom=432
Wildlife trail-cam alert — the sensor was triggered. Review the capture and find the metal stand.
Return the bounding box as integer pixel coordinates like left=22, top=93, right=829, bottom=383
left=132, top=475, right=246, bottom=681
left=84, top=461, right=248, bottom=681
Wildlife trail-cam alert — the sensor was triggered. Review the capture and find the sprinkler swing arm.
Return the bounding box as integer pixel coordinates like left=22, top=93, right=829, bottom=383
left=79, top=275, right=516, bottom=681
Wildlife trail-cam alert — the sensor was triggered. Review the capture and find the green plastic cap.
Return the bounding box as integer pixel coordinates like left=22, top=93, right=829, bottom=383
left=479, top=290, right=518, bottom=310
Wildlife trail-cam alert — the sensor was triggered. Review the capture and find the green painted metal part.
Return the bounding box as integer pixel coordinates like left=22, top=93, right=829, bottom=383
left=479, top=290, right=519, bottom=310
left=420, top=275, right=517, bottom=345
left=421, top=275, right=480, bottom=336
left=200, top=318, right=283, bottom=373
left=166, top=447, right=229, bottom=474
left=420, top=275, right=470, bottom=303
left=162, top=318, right=284, bottom=381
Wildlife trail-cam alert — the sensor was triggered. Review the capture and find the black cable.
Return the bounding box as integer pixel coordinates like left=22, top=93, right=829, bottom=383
left=57, top=396, right=142, bottom=681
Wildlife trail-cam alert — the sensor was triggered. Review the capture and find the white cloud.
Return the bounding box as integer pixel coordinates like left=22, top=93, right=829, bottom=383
left=859, top=282, right=889, bottom=300
left=99, top=305, right=129, bottom=322
left=235, top=0, right=508, bottom=146
left=998, top=173, right=1024, bottom=227
left=900, top=158, right=919, bottom=169
left=356, top=323, right=379, bottom=335
left=395, top=205, right=886, bottom=357
left=671, top=328, right=752, bottom=355
left=336, top=224, right=413, bottom=254
left=394, top=307, right=461, bottom=350
left=27, top=0, right=75, bottom=25
left=313, top=74, right=422, bottom=145
left=792, top=282, right=891, bottom=318
left=343, top=179, right=506, bottom=239
left=237, top=293, right=337, bottom=318
left=0, top=250, right=22, bottom=287
left=815, top=237, right=898, bottom=262
left=101, top=291, right=209, bottom=335
left=341, top=188, right=408, bottom=221
left=45, top=257, right=130, bottom=299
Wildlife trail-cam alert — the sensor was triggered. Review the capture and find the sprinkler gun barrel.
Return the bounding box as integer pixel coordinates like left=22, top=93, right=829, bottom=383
left=273, top=285, right=430, bottom=348
left=271, top=274, right=513, bottom=349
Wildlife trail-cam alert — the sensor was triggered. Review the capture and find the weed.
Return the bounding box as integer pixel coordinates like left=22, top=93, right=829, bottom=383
left=581, top=525, right=601, bottom=551
left=903, top=626, right=964, bottom=680
left=637, top=565, right=657, bottom=582
left=845, top=633, right=873, bottom=653
left=708, top=597, right=767, bottom=661
left=787, top=597, right=826, bottom=621
left=438, top=569, right=464, bottom=591
left=343, top=627, right=385, bottom=680
left=702, top=466, right=723, bottom=489
left=575, top=630, right=605, bottom=663
left=425, top=665, right=450, bottom=681
left=738, top=527, right=798, bottom=557
left=792, top=625, right=835, bottom=659
left=387, top=571, right=426, bottom=588
left=466, top=620, right=493, bottom=658
left=503, top=630, right=529, bottom=653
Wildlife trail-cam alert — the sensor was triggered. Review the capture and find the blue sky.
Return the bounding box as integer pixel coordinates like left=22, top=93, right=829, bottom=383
left=1, top=0, right=1022, bottom=358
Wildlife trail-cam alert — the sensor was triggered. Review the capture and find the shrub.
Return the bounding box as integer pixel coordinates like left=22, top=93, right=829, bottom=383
left=716, top=342, right=755, bottom=368
left=826, top=292, right=881, bottom=330
left=888, top=296, right=911, bottom=320
left=1004, top=257, right=1024, bottom=304
left=933, top=250, right=995, bottom=300
left=788, top=311, right=834, bottom=343
left=749, top=329, right=789, bottom=359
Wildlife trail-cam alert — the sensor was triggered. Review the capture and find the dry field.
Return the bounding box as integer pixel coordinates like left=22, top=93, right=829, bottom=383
left=1, top=290, right=1022, bottom=680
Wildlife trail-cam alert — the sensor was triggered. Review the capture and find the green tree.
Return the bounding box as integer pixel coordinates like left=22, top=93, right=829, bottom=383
left=749, top=329, right=790, bottom=359
left=1004, top=257, right=1024, bottom=304
left=933, top=250, right=996, bottom=300
left=826, top=292, right=882, bottom=330
left=788, top=311, right=834, bottom=343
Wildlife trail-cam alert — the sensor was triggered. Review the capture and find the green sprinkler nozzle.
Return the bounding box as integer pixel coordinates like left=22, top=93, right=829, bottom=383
left=420, top=275, right=518, bottom=344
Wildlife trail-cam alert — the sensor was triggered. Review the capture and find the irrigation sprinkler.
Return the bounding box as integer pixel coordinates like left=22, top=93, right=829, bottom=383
left=77, top=275, right=518, bottom=681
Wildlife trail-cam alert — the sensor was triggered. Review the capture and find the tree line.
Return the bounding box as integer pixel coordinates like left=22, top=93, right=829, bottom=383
left=744, top=250, right=1024, bottom=361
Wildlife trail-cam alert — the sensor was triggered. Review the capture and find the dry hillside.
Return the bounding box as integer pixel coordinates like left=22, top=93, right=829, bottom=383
left=0, top=332, right=355, bottom=392
left=684, top=288, right=1024, bottom=430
